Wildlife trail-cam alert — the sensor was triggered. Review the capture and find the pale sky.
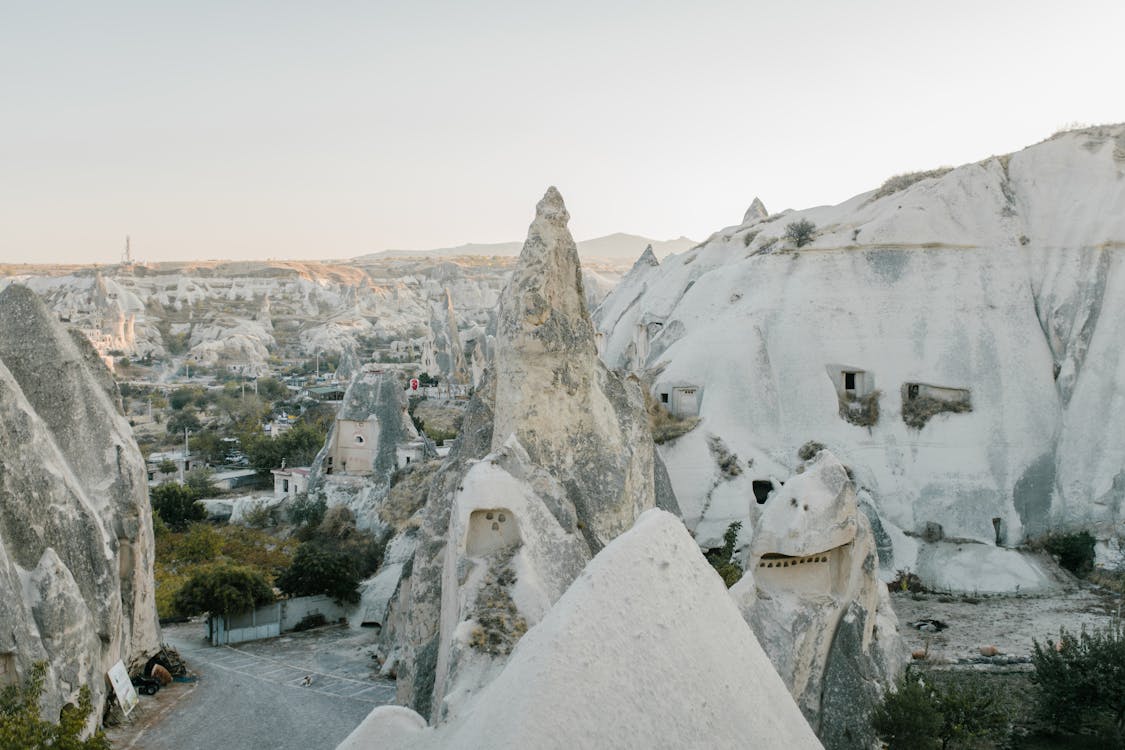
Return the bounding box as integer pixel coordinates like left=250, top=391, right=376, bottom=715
left=2, top=0, right=1123, bottom=264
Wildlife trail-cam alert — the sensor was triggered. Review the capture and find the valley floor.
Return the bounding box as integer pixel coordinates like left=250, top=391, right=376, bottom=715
left=891, top=581, right=1122, bottom=665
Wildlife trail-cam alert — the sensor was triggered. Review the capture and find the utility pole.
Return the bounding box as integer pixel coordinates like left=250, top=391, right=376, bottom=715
left=180, top=428, right=189, bottom=485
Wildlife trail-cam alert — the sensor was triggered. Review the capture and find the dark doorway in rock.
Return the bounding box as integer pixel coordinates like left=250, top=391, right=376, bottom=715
left=752, top=480, right=774, bottom=505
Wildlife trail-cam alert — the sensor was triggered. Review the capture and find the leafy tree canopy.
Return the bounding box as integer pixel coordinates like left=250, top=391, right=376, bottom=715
left=172, top=563, right=275, bottom=617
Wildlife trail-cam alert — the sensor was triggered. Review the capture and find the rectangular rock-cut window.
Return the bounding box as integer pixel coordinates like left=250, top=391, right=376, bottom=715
left=660, top=393, right=669, bottom=404
left=844, top=372, right=857, bottom=392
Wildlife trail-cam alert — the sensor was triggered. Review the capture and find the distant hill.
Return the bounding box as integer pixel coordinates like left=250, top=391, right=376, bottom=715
left=359, top=232, right=696, bottom=262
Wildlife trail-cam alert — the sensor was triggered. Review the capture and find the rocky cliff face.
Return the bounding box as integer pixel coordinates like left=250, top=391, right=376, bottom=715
left=594, top=124, right=1125, bottom=590
left=382, top=188, right=666, bottom=721
left=0, top=285, right=160, bottom=724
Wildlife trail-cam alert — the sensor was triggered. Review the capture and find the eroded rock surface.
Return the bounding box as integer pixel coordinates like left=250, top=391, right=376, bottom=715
left=731, top=448, right=902, bottom=749
left=0, top=284, right=160, bottom=725
left=383, top=188, right=667, bottom=720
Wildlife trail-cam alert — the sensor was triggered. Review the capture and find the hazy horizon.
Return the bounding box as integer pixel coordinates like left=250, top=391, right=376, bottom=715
left=3, top=0, right=1123, bottom=264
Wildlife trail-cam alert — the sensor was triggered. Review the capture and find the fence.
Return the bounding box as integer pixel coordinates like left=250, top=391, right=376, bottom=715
left=205, top=595, right=351, bottom=646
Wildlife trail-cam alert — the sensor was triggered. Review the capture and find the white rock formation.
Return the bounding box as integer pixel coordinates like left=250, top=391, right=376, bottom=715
left=743, top=196, right=769, bottom=224
left=338, top=510, right=823, bottom=750
left=491, top=186, right=658, bottom=546
left=385, top=187, right=673, bottom=718
left=0, top=285, right=160, bottom=725
left=731, top=448, right=902, bottom=749
left=594, top=124, right=1125, bottom=589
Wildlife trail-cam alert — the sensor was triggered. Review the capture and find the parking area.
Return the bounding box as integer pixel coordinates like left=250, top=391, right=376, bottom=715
left=108, top=622, right=396, bottom=750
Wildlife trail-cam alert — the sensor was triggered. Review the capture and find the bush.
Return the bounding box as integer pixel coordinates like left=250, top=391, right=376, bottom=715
left=873, top=675, right=943, bottom=749
left=150, top=482, right=206, bottom=531
left=705, top=522, right=744, bottom=587
left=902, top=394, right=972, bottom=430
left=873, top=167, right=953, bottom=200
left=288, top=494, right=327, bottom=528
left=184, top=467, right=219, bottom=498
left=469, top=553, right=527, bottom=656
left=172, top=564, right=274, bottom=617
left=797, top=440, right=826, bottom=461
left=784, top=218, right=817, bottom=248
left=838, top=389, right=880, bottom=427
left=291, top=612, right=328, bottom=632
left=276, top=543, right=361, bottom=604
left=1031, top=620, right=1125, bottom=736
left=241, top=504, right=277, bottom=529
left=874, top=671, right=1009, bottom=749
left=1042, top=531, right=1097, bottom=577
left=0, top=662, right=110, bottom=750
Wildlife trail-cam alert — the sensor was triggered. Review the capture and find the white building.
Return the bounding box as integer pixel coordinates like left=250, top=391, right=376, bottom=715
left=271, top=467, right=311, bottom=499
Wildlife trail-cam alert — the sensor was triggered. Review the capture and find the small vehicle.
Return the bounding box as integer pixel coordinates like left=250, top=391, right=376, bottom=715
left=131, top=675, right=161, bottom=696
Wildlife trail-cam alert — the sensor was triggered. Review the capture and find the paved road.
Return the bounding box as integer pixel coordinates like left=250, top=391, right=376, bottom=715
left=119, top=628, right=395, bottom=750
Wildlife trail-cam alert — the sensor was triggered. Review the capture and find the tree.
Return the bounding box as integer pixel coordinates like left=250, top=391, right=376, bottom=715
left=0, top=662, right=110, bottom=750
left=172, top=564, right=275, bottom=617
left=256, top=376, right=289, bottom=401
left=169, top=386, right=207, bottom=411
left=150, top=482, right=206, bottom=531
left=166, top=408, right=201, bottom=435
left=157, top=459, right=178, bottom=475
left=784, top=218, right=817, bottom=248
left=276, top=543, right=360, bottom=604
left=184, top=467, right=219, bottom=498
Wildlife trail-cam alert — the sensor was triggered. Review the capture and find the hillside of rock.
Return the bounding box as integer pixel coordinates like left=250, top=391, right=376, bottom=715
left=595, top=124, right=1125, bottom=590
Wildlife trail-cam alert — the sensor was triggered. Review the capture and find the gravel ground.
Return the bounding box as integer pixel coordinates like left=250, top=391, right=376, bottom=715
left=891, top=582, right=1123, bottom=665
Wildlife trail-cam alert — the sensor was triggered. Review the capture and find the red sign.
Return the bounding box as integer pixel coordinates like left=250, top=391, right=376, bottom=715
left=410, top=378, right=420, bottom=391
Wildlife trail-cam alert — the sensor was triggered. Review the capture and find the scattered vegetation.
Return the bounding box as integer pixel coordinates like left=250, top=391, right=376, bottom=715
left=705, top=522, right=744, bottom=588
left=784, top=218, right=817, bottom=248
left=742, top=229, right=759, bottom=247
left=0, top=662, right=110, bottom=750
left=797, top=440, right=826, bottom=462
left=707, top=435, right=742, bottom=478
left=889, top=568, right=926, bottom=594
left=838, top=389, right=881, bottom=428
left=902, top=392, right=972, bottom=430
left=873, top=167, right=954, bottom=200
left=469, top=551, right=527, bottom=656
left=1031, top=620, right=1125, bottom=744
left=873, top=669, right=1011, bottom=750
left=172, top=563, right=275, bottom=617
